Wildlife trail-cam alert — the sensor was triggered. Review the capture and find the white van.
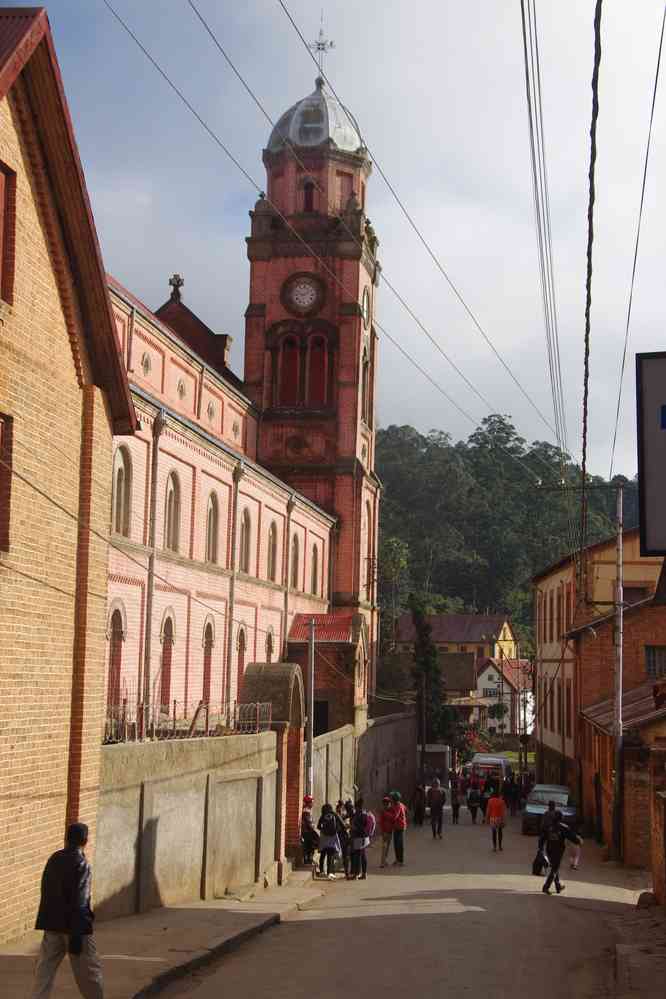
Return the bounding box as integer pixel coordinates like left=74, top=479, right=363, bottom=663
left=466, top=754, right=512, bottom=783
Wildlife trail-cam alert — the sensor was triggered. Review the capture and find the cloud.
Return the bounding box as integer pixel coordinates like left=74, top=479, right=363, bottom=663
left=45, top=0, right=666, bottom=478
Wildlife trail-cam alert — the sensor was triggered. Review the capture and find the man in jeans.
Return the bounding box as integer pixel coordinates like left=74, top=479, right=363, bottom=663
left=378, top=796, right=395, bottom=867
left=32, top=822, right=103, bottom=999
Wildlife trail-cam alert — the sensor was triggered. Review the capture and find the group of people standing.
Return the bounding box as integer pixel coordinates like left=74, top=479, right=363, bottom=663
left=301, top=791, right=408, bottom=880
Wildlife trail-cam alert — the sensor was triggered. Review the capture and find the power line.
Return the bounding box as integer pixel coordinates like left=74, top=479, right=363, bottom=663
left=185, top=0, right=566, bottom=484
left=520, top=0, right=579, bottom=561
left=101, top=0, right=549, bottom=490
left=579, top=0, right=603, bottom=597
left=276, top=0, right=558, bottom=439
left=608, top=3, right=666, bottom=481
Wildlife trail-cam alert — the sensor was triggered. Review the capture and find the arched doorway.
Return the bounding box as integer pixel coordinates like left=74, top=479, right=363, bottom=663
left=203, top=623, right=213, bottom=704
left=160, top=617, right=174, bottom=713
left=107, top=609, right=123, bottom=713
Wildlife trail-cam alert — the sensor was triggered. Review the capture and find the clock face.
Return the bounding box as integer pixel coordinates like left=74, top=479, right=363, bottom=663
left=362, top=287, right=370, bottom=329
left=290, top=278, right=318, bottom=311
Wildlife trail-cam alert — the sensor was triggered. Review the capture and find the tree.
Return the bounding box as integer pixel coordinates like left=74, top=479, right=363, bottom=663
left=408, top=593, right=443, bottom=759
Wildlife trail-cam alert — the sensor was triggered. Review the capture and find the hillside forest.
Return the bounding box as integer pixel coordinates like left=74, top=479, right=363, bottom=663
left=375, top=416, right=638, bottom=684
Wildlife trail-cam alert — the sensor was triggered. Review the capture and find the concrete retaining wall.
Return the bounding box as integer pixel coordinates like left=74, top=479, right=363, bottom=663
left=312, top=725, right=356, bottom=806
left=95, top=734, right=277, bottom=919
left=357, top=712, right=418, bottom=813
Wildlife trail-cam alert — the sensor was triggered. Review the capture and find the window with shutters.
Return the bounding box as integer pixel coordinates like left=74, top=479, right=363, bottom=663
left=267, top=521, right=278, bottom=582
left=164, top=473, right=180, bottom=552
left=291, top=534, right=300, bottom=590
left=205, top=493, right=219, bottom=564
left=112, top=447, right=132, bottom=538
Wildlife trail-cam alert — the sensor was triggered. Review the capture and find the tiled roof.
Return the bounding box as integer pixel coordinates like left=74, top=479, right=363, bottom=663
left=582, top=681, right=666, bottom=734
left=289, top=613, right=354, bottom=644
left=396, top=612, right=509, bottom=644
left=532, top=527, right=641, bottom=583
left=439, top=653, right=476, bottom=693
left=477, top=657, right=531, bottom=691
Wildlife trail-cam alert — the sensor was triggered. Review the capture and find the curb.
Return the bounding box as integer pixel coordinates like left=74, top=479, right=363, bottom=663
left=131, top=914, right=280, bottom=997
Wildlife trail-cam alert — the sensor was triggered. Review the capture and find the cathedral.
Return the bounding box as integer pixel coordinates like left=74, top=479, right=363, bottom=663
left=106, top=76, right=381, bottom=736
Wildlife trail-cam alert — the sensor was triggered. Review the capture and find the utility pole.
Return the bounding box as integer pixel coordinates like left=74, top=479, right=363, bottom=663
left=141, top=408, right=165, bottom=737
left=611, top=484, right=624, bottom=859
left=420, top=672, right=427, bottom=779
left=305, top=618, right=315, bottom=798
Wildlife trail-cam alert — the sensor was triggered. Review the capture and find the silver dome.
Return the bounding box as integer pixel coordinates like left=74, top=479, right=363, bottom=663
left=267, top=78, right=364, bottom=154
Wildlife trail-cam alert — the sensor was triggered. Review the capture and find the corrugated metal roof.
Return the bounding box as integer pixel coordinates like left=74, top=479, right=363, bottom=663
left=396, top=613, right=510, bottom=644
left=582, top=680, right=666, bottom=733
left=289, top=613, right=354, bottom=644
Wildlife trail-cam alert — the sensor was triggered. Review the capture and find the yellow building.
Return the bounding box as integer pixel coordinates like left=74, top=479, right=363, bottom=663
left=395, top=613, right=518, bottom=661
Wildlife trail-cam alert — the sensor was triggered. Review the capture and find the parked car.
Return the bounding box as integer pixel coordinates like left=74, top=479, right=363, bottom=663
left=521, top=783, right=577, bottom=835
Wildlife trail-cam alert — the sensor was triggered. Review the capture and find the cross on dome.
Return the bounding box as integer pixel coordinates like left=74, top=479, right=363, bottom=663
left=309, top=15, right=334, bottom=74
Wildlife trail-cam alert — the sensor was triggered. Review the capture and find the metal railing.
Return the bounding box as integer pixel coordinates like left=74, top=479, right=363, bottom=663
left=103, top=688, right=272, bottom=744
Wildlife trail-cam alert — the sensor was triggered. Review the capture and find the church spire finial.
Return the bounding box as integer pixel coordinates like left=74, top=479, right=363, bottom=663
left=169, top=273, right=184, bottom=303
left=309, top=11, right=334, bottom=75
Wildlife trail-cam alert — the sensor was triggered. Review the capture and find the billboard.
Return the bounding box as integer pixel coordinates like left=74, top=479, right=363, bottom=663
left=636, top=351, right=666, bottom=555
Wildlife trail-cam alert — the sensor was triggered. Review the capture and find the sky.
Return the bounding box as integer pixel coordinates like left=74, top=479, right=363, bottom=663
left=26, top=0, right=666, bottom=478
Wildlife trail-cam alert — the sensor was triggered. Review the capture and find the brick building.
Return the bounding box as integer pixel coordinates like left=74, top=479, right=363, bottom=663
left=104, top=75, right=381, bottom=737
left=395, top=612, right=518, bottom=661
left=569, top=585, right=666, bottom=853
left=0, top=10, right=136, bottom=943
left=580, top=681, right=666, bottom=867
left=533, top=529, right=662, bottom=787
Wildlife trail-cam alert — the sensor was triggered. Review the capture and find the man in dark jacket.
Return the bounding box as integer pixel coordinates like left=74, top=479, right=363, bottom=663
left=32, top=822, right=103, bottom=998
left=540, top=811, right=579, bottom=895
left=426, top=779, right=446, bottom=839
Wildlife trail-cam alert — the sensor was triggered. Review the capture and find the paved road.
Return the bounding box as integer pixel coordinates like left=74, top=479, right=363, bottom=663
left=163, top=808, right=647, bottom=998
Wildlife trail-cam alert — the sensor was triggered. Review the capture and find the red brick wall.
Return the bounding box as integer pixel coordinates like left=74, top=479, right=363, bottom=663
left=289, top=643, right=356, bottom=732
left=285, top=725, right=304, bottom=853
left=649, top=743, right=666, bottom=903
left=623, top=747, right=651, bottom=868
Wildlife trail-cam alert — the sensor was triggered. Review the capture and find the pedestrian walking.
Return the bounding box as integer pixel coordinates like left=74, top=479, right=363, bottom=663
left=389, top=790, right=408, bottom=865
left=411, top=784, right=426, bottom=826
left=450, top=787, right=461, bottom=825
left=568, top=825, right=584, bottom=871
left=301, top=794, right=319, bottom=866
left=487, top=789, right=507, bottom=852
left=31, top=822, right=104, bottom=999
left=350, top=798, right=375, bottom=879
left=540, top=799, right=557, bottom=840
left=426, top=778, right=446, bottom=839
left=540, top=811, right=580, bottom=894
left=379, top=795, right=395, bottom=868
left=467, top=785, right=480, bottom=824
left=317, top=803, right=343, bottom=879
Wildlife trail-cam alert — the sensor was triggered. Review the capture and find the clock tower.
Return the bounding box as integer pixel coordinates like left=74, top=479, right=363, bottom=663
left=244, top=76, right=380, bottom=686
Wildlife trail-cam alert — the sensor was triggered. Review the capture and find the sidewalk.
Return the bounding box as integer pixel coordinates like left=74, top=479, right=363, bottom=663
left=0, top=870, right=322, bottom=998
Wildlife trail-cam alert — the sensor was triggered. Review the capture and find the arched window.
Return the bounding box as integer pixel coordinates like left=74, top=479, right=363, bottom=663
left=203, top=622, right=213, bottom=704
left=290, top=534, right=300, bottom=590
left=311, top=543, right=319, bottom=596
left=361, top=349, right=370, bottom=425
left=107, top=609, right=123, bottom=711
left=205, top=493, right=218, bottom=564
left=267, top=521, right=278, bottom=582
left=279, top=336, right=299, bottom=407
left=265, top=629, right=274, bottom=664
left=307, top=336, right=327, bottom=407
left=237, top=627, right=247, bottom=701
left=160, top=616, right=174, bottom=712
left=239, top=508, right=251, bottom=574
left=164, top=472, right=180, bottom=552
left=365, top=501, right=373, bottom=599
left=112, top=446, right=131, bottom=537
left=303, top=180, right=315, bottom=212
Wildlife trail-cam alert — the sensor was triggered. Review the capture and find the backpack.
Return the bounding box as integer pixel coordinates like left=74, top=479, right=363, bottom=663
left=321, top=812, right=337, bottom=837
left=352, top=809, right=368, bottom=839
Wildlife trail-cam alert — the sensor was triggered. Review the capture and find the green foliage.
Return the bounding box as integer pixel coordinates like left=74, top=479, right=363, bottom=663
left=408, top=592, right=444, bottom=741
left=376, top=417, right=636, bottom=647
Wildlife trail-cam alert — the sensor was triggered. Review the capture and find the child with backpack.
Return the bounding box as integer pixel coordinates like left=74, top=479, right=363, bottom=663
left=350, top=798, right=376, bottom=880
left=317, top=803, right=343, bottom=879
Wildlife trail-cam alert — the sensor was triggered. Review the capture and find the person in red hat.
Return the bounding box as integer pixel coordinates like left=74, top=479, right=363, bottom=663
left=301, top=795, right=318, bottom=866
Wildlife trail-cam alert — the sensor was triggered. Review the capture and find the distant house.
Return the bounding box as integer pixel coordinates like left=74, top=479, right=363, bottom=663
left=476, top=657, right=532, bottom=735
left=395, top=613, right=518, bottom=661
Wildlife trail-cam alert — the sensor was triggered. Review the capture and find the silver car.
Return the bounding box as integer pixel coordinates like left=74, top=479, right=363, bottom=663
left=521, top=783, right=577, bottom=835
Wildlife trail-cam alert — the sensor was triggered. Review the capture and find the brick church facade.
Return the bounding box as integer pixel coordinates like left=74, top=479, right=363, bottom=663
left=105, top=77, right=381, bottom=736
